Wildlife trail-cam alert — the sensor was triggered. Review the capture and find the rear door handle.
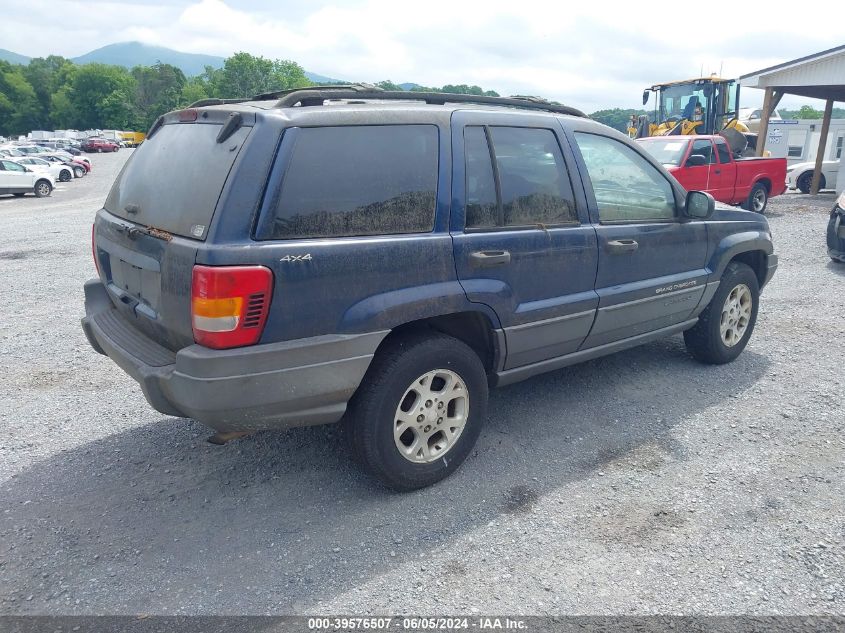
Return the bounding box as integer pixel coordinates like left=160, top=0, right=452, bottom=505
left=607, top=239, right=638, bottom=253
left=470, top=250, right=511, bottom=267
left=715, top=169, right=721, bottom=174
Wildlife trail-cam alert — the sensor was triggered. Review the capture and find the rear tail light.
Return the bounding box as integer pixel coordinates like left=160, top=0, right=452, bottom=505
left=178, top=109, right=198, bottom=122
left=91, top=224, right=100, bottom=275
left=191, top=265, right=273, bottom=349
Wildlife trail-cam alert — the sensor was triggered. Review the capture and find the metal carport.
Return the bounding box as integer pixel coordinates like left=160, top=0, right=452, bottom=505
left=740, top=44, right=845, bottom=194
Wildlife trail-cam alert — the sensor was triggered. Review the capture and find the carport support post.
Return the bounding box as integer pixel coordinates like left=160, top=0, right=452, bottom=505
left=810, top=99, right=834, bottom=195
left=756, top=88, right=773, bottom=157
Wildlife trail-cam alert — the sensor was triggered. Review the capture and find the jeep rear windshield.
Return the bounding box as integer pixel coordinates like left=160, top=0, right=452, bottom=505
left=104, top=122, right=250, bottom=239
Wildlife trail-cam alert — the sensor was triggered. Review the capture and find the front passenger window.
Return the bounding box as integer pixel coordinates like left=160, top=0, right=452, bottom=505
left=574, top=133, right=676, bottom=223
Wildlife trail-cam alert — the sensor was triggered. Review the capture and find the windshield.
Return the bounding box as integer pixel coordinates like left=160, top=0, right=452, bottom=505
left=637, top=139, right=689, bottom=166
left=659, top=84, right=709, bottom=125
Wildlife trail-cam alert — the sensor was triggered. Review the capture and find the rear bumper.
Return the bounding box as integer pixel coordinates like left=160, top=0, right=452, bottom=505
left=81, top=279, right=387, bottom=432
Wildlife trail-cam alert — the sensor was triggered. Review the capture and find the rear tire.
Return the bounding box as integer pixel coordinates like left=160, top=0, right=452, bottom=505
left=34, top=180, right=52, bottom=198
left=346, top=332, right=488, bottom=491
left=684, top=262, right=760, bottom=364
left=743, top=182, right=768, bottom=213
left=797, top=171, right=825, bottom=194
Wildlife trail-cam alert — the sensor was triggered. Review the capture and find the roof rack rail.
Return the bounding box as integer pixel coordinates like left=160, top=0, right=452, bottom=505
left=252, top=83, right=382, bottom=102
left=248, top=84, right=586, bottom=117
left=187, top=97, right=251, bottom=108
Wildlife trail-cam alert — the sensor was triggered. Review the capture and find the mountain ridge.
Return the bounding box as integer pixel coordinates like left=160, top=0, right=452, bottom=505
left=0, top=41, right=346, bottom=83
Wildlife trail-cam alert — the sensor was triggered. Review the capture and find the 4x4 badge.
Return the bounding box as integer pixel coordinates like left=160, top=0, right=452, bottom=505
left=280, top=254, right=312, bottom=262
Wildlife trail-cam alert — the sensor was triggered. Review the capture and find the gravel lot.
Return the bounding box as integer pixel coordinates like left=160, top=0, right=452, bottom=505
left=0, top=151, right=843, bottom=616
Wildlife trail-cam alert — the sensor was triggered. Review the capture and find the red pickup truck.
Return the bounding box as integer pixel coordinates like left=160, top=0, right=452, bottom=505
left=637, top=135, right=786, bottom=213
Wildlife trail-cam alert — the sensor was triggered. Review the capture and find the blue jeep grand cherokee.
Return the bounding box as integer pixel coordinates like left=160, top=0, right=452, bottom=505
left=82, top=86, right=778, bottom=490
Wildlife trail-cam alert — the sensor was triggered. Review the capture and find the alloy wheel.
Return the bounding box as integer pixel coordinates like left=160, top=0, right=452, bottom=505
left=393, top=369, right=469, bottom=464
left=720, top=284, right=752, bottom=347
left=752, top=188, right=766, bottom=212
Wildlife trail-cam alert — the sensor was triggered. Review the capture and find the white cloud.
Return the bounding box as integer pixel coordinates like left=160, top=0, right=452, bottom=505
left=0, top=0, right=837, bottom=111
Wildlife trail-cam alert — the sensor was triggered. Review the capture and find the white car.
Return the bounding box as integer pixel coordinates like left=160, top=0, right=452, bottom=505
left=11, top=156, right=73, bottom=183
left=15, top=145, right=53, bottom=156
left=0, top=159, right=54, bottom=197
left=786, top=160, right=840, bottom=193
left=0, top=146, right=25, bottom=158
left=39, top=153, right=87, bottom=178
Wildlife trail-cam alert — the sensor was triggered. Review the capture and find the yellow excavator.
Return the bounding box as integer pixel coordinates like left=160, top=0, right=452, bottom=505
left=628, top=76, right=754, bottom=152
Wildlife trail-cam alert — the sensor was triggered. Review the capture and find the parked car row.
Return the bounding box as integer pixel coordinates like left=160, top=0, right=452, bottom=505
left=0, top=142, right=93, bottom=198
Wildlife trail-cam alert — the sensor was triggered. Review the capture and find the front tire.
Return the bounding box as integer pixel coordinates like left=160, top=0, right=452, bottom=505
left=346, top=332, right=488, bottom=491
left=743, top=182, right=768, bottom=213
left=73, top=166, right=85, bottom=178
left=59, top=169, right=71, bottom=182
left=684, top=262, right=760, bottom=364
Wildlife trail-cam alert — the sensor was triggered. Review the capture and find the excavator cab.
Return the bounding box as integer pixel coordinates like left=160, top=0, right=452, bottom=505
left=631, top=77, right=744, bottom=140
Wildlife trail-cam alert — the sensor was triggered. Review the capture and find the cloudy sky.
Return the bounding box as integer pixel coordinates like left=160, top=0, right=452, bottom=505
left=1, top=0, right=837, bottom=112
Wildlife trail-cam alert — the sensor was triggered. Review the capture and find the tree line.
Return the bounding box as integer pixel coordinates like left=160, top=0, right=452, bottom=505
left=3, top=51, right=840, bottom=138
left=0, top=53, right=314, bottom=136
left=779, top=105, right=845, bottom=120
left=0, top=52, right=502, bottom=137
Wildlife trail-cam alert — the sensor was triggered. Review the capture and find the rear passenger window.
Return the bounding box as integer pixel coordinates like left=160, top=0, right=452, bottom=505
left=262, top=125, right=438, bottom=239
left=464, top=127, right=498, bottom=228
left=492, top=127, right=577, bottom=226
left=464, top=126, right=577, bottom=229
left=715, top=140, right=731, bottom=164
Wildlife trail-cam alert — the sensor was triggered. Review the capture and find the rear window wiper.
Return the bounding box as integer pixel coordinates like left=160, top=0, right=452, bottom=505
left=115, top=221, right=173, bottom=242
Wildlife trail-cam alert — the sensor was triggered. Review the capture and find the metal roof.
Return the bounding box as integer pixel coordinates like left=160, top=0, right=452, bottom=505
left=739, top=44, right=845, bottom=102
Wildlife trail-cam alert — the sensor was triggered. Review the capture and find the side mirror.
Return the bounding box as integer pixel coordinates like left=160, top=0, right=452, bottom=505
left=684, top=191, right=715, bottom=219
left=642, top=90, right=650, bottom=106
left=686, top=154, right=707, bottom=167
